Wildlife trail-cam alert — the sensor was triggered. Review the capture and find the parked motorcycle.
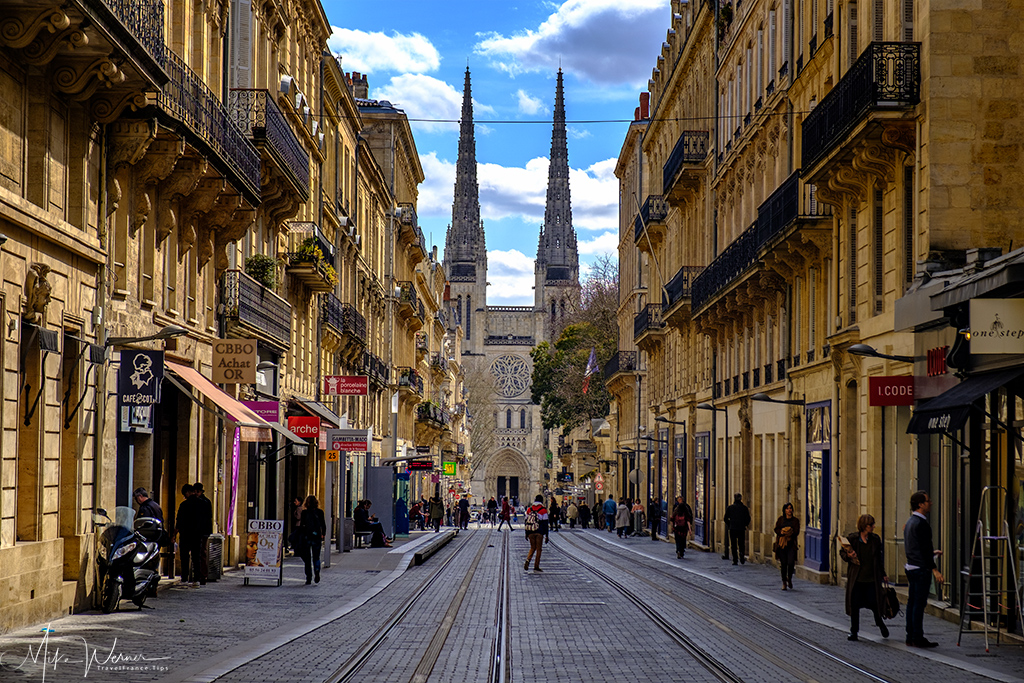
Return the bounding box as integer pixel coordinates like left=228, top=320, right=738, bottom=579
left=95, top=506, right=163, bottom=613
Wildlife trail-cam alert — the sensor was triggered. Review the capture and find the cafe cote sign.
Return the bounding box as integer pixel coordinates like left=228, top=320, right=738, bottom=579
left=213, top=339, right=257, bottom=383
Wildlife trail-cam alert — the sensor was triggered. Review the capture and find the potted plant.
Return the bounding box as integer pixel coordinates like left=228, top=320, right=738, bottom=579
left=244, top=253, right=278, bottom=289
left=292, top=236, right=324, bottom=264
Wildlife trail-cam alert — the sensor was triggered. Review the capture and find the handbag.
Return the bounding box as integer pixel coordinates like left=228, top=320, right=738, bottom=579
left=881, top=580, right=901, bottom=620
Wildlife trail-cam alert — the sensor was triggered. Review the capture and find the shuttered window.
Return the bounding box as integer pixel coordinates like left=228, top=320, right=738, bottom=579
left=769, top=11, right=778, bottom=79
left=849, top=207, right=858, bottom=325
left=849, top=3, right=858, bottom=66
left=874, top=188, right=884, bottom=314
left=904, top=166, right=915, bottom=288
left=873, top=0, right=884, bottom=41
left=903, top=0, right=914, bottom=41
left=230, top=0, right=253, bottom=88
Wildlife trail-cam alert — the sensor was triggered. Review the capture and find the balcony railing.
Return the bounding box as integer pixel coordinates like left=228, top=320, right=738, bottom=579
left=634, top=304, right=665, bottom=339
left=322, top=294, right=366, bottom=345
left=102, top=0, right=167, bottom=68
left=777, top=358, right=788, bottom=381
left=222, top=269, right=291, bottom=350
left=662, top=130, right=709, bottom=194
left=665, top=265, right=702, bottom=308
left=398, top=202, right=427, bottom=256
left=416, top=401, right=450, bottom=427
left=430, top=353, right=448, bottom=373
left=802, top=42, right=921, bottom=169
left=604, top=350, right=638, bottom=380
left=415, top=332, right=428, bottom=353
left=692, top=172, right=832, bottom=311
left=824, top=12, right=834, bottom=38
left=764, top=363, right=773, bottom=384
left=484, top=335, right=535, bottom=346
left=158, top=49, right=260, bottom=204
left=363, top=352, right=390, bottom=387
left=634, top=194, right=668, bottom=242
left=397, top=367, right=424, bottom=395
left=229, top=88, right=310, bottom=199
left=397, top=281, right=418, bottom=314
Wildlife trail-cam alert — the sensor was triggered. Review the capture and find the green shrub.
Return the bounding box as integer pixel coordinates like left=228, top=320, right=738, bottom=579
left=245, top=253, right=277, bottom=289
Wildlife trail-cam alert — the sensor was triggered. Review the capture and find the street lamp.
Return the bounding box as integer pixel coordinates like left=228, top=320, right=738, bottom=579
left=696, top=401, right=727, bottom=555
left=847, top=343, right=914, bottom=364
left=751, top=392, right=806, bottom=406
left=104, top=324, right=188, bottom=347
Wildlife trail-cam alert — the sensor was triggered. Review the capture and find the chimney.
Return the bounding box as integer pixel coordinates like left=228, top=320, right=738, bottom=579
left=351, top=72, right=368, bottom=99
left=635, top=106, right=641, bottom=121
left=964, top=247, right=1002, bottom=273
left=640, top=92, right=650, bottom=119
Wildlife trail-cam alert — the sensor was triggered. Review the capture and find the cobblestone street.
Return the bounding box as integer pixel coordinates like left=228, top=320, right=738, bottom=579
left=1, top=526, right=1022, bottom=683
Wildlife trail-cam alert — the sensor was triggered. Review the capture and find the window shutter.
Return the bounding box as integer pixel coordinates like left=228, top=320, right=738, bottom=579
left=783, top=0, right=792, bottom=73
left=849, top=3, right=858, bottom=66
left=757, top=30, right=764, bottom=93
left=809, top=268, right=817, bottom=351
left=874, top=189, right=884, bottom=314
left=849, top=207, right=858, bottom=324
left=903, top=0, right=914, bottom=41
left=873, top=0, right=884, bottom=41
left=903, top=166, right=915, bottom=287
left=230, top=0, right=253, bottom=89
left=769, top=11, right=777, bottom=78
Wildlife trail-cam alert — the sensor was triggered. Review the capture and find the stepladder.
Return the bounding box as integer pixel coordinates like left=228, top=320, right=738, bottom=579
left=957, top=486, right=1024, bottom=651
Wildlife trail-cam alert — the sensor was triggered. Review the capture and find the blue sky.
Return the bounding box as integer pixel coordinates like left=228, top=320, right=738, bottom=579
left=323, top=0, right=671, bottom=304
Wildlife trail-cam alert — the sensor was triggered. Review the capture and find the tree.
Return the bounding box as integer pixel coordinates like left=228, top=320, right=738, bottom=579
left=530, top=256, right=619, bottom=430
left=462, top=358, right=498, bottom=464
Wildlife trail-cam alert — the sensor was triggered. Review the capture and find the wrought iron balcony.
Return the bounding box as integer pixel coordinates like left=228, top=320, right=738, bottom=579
left=398, top=202, right=427, bottom=256
left=752, top=368, right=760, bottom=387
left=662, top=131, right=709, bottom=197
left=824, top=12, right=834, bottom=38
left=665, top=265, right=702, bottom=308
left=101, top=0, right=167, bottom=70
left=755, top=97, right=763, bottom=112
left=767, top=79, right=776, bottom=96
left=777, top=358, right=788, bottom=381
left=396, top=281, right=418, bottom=318
left=416, top=401, right=450, bottom=427
left=484, top=335, right=535, bottom=346
left=634, top=194, right=668, bottom=243
left=222, top=269, right=291, bottom=351
left=397, top=367, right=424, bottom=395
left=633, top=304, right=665, bottom=340
left=796, top=54, right=804, bottom=74
left=158, top=49, right=260, bottom=204
left=692, top=172, right=832, bottom=311
left=764, top=363, right=773, bottom=383
left=229, top=88, right=310, bottom=200
left=810, top=34, right=818, bottom=56
left=430, top=353, right=448, bottom=374
left=802, top=42, right=921, bottom=170
left=322, top=294, right=366, bottom=346
left=362, top=351, right=390, bottom=387
left=415, top=332, right=429, bottom=353
left=604, top=350, right=638, bottom=380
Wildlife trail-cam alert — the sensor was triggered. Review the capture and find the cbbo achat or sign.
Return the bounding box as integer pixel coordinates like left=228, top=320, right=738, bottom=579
left=213, top=339, right=257, bottom=383
left=244, top=519, right=283, bottom=584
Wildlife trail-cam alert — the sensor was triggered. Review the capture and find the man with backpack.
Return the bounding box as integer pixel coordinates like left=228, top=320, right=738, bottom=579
left=672, top=496, right=694, bottom=559
left=523, top=495, right=549, bottom=572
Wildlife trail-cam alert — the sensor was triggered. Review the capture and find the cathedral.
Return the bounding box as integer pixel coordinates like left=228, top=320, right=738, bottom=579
left=444, top=68, right=579, bottom=504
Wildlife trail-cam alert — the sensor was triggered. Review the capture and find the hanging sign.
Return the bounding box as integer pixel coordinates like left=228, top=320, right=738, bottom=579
left=442, top=461, right=457, bottom=476
left=326, top=428, right=370, bottom=451
left=118, top=350, right=164, bottom=405
left=288, top=416, right=320, bottom=439
left=244, top=519, right=284, bottom=583
left=970, top=299, right=1024, bottom=354
left=243, top=400, right=279, bottom=423
left=212, top=339, right=257, bottom=383
left=408, top=460, right=434, bottom=471
left=323, top=375, right=369, bottom=396
left=869, top=376, right=915, bottom=406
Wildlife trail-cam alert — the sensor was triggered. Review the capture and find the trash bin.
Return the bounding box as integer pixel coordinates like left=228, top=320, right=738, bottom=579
left=207, top=534, right=224, bottom=581
left=343, top=517, right=354, bottom=552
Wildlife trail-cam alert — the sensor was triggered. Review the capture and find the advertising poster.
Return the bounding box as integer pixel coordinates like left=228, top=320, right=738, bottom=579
left=245, top=519, right=284, bottom=584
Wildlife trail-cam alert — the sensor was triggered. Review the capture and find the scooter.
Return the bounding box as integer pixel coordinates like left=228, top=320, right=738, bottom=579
left=95, top=506, right=163, bottom=613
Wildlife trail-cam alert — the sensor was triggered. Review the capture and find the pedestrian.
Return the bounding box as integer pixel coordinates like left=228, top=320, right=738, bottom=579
left=671, top=496, right=693, bottom=558
left=648, top=497, right=663, bottom=541
left=840, top=514, right=890, bottom=641
left=355, top=500, right=392, bottom=547
left=723, top=493, right=751, bottom=564
left=603, top=495, right=618, bottom=532
left=487, top=496, right=498, bottom=526
left=192, top=482, right=213, bottom=585
left=290, top=497, right=304, bottom=552
left=615, top=497, right=630, bottom=537
left=429, top=495, right=444, bottom=532
left=549, top=499, right=561, bottom=531
left=566, top=500, right=578, bottom=528
left=497, top=497, right=512, bottom=530
left=903, top=490, right=943, bottom=648
left=410, top=500, right=424, bottom=531
left=299, top=495, right=326, bottom=584
left=172, top=484, right=202, bottom=587
left=458, top=494, right=471, bottom=531
left=630, top=498, right=644, bottom=536
left=773, top=502, right=800, bottom=590
left=523, top=495, right=549, bottom=571
left=133, top=487, right=164, bottom=522
left=579, top=502, right=591, bottom=529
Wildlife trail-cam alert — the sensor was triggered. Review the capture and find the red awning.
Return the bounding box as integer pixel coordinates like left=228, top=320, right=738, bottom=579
left=165, top=360, right=272, bottom=442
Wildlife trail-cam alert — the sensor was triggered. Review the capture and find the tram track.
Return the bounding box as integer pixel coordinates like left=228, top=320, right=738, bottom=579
left=555, top=533, right=897, bottom=683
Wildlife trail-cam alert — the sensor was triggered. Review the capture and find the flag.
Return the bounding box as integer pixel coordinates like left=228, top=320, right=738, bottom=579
left=582, top=347, right=598, bottom=394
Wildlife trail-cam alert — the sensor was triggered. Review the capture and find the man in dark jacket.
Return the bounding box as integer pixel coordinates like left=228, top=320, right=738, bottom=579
left=192, top=482, right=214, bottom=585
left=133, top=487, right=163, bottom=522
left=903, top=490, right=943, bottom=648
left=457, top=494, right=471, bottom=530
left=723, top=493, right=751, bottom=565
left=648, top=497, right=663, bottom=541
left=173, top=484, right=202, bottom=586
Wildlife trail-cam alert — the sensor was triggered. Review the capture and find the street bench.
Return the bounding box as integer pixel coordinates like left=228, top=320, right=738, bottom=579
left=353, top=531, right=373, bottom=548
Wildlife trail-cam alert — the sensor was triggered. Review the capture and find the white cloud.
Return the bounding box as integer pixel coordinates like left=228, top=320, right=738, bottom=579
left=578, top=231, right=619, bottom=255
left=516, top=89, right=547, bottom=116
left=417, top=151, right=457, bottom=219
left=330, top=28, right=441, bottom=74
left=568, top=127, right=592, bottom=140
left=370, top=74, right=495, bottom=135
left=474, top=0, right=669, bottom=86
left=486, top=249, right=536, bottom=304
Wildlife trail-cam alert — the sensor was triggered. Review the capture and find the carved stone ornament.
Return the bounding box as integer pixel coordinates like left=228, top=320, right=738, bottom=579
left=106, top=120, right=157, bottom=216
left=22, top=25, right=88, bottom=66
left=881, top=123, right=916, bottom=156
left=52, top=56, right=125, bottom=100
left=0, top=8, right=71, bottom=50
left=157, top=156, right=207, bottom=244
left=852, top=144, right=897, bottom=184
left=21, top=262, right=53, bottom=324
left=132, top=139, right=184, bottom=234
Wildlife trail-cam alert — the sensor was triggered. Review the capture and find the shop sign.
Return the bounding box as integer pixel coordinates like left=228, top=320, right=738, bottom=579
left=245, top=519, right=283, bottom=581
left=242, top=400, right=279, bottom=423
left=212, top=339, right=257, bottom=383
left=118, top=350, right=164, bottom=406
left=288, top=416, right=320, bottom=439
left=869, top=376, right=915, bottom=406
left=323, top=375, right=368, bottom=396
left=557, top=472, right=574, bottom=483
left=325, top=450, right=340, bottom=462
left=408, top=460, right=434, bottom=471
left=325, top=428, right=370, bottom=452
left=442, top=461, right=456, bottom=476
left=970, top=299, right=1024, bottom=354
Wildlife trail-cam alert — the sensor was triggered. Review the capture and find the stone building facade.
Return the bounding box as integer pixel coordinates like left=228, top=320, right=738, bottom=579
left=612, top=0, right=1024, bottom=609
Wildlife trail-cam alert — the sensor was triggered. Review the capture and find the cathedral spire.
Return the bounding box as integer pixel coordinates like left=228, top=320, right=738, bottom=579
left=444, top=68, right=485, bottom=267
left=536, top=69, right=578, bottom=282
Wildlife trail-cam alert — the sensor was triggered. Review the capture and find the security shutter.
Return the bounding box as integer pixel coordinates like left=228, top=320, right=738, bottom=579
left=230, top=0, right=253, bottom=89
left=849, top=3, right=858, bottom=66
left=873, top=0, right=884, bottom=41
left=903, top=0, right=914, bottom=41
left=848, top=207, right=858, bottom=324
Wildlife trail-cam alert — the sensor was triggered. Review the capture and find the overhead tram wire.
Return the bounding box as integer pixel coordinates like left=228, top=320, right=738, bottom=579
left=274, top=110, right=814, bottom=126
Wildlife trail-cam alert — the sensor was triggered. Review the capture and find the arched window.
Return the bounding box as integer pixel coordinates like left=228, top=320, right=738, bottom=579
left=506, top=409, right=512, bottom=429
left=466, top=295, right=472, bottom=339
left=550, top=299, right=556, bottom=321
left=520, top=409, right=526, bottom=429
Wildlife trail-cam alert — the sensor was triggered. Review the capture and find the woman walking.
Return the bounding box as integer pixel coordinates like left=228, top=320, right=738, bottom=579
left=579, top=502, right=591, bottom=529
left=429, top=495, right=444, bottom=532
left=615, top=497, right=630, bottom=537
left=840, top=514, right=890, bottom=640
left=773, top=502, right=800, bottom=589
left=299, top=495, right=326, bottom=584
left=671, top=496, right=693, bottom=559
left=523, top=495, right=549, bottom=571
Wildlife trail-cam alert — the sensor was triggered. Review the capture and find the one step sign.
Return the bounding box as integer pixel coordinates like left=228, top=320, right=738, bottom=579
left=326, top=428, right=370, bottom=452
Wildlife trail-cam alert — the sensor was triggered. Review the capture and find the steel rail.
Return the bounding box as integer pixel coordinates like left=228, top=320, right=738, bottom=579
left=487, top=530, right=511, bottom=683
left=558, top=534, right=896, bottom=683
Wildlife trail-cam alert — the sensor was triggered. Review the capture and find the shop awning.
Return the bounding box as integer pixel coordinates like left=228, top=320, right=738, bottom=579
left=268, top=421, right=308, bottom=455
left=165, top=361, right=273, bottom=442
left=291, top=399, right=343, bottom=427
left=907, top=367, right=1024, bottom=434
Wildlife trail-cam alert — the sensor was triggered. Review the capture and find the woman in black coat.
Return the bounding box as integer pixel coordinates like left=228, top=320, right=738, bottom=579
left=840, top=513, right=889, bottom=640
left=300, top=495, right=327, bottom=585
left=773, top=502, right=800, bottom=590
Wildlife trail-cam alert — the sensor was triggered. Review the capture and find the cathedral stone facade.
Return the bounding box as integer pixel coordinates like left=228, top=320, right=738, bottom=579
left=445, top=69, right=579, bottom=504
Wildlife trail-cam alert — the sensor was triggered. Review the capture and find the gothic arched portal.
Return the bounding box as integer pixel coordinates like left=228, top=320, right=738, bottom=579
left=481, top=448, right=532, bottom=504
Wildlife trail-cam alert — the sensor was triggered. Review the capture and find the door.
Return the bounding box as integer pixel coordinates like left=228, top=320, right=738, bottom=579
left=804, top=401, right=832, bottom=572
left=694, top=432, right=710, bottom=545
